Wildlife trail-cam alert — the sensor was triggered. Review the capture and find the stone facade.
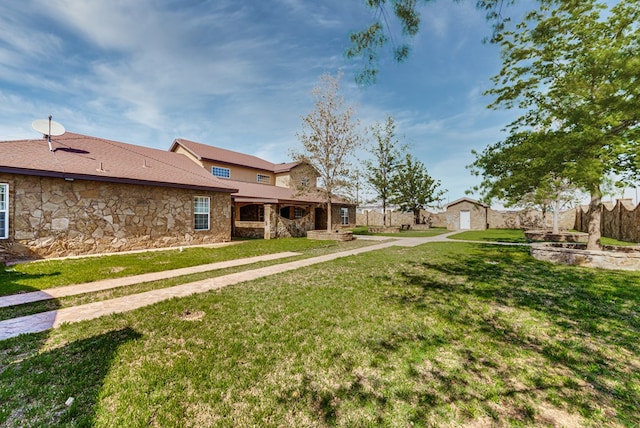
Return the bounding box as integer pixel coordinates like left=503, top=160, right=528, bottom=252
left=234, top=204, right=317, bottom=239
left=487, top=208, right=576, bottom=230
left=442, top=199, right=489, bottom=230
left=313, top=204, right=355, bottom=231
left=275, top=212, right=315, bottom=238
left=357, top=204, right=577, bottom=231
left=356, top=210, right=416, bottom=227
left=0, top=173, right=232, bottom=261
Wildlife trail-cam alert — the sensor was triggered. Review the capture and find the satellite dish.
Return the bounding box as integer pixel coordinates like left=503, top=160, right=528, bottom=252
left=32, top=115, right=65, bottom=151
left=32, top=117, right=65, bottom=137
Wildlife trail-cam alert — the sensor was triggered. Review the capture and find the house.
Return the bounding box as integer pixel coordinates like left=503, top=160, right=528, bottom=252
left=0, top=132, right=237, bottom=261
left=169, top=138, right=356, bottom=239
left=444, top=197, right=490, bottom=230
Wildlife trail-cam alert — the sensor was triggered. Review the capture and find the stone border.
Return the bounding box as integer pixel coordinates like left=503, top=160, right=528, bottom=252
left=524, top=229, right=588, bottom=243
left=368, top=226, right=400, bottom=233
left=530, top=242, right=640, bottom=271
left=306, top=230, right=354, bottom=241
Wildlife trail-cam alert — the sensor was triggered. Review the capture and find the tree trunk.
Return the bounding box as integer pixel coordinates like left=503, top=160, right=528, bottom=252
left=326, top=200, right=332, bottom=232
left=552, top=195, right=560, bottom=234
left=586, top=187, right=602, bottom=250
left=382, top=198, right=387, bottom=227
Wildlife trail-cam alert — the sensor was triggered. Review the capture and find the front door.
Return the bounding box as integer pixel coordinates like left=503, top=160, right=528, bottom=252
left=460, top=210, right=471, bottom=230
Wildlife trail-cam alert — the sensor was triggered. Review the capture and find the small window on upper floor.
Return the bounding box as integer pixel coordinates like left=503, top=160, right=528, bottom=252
left=212, top=166, right=230, bottom=179
left=257, top=174, right=271, bottom=184
left=300, top=176, right=308, bottom=187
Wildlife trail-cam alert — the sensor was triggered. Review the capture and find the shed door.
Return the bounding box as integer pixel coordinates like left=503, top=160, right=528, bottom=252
left=460, top=210, right=471, bottom=230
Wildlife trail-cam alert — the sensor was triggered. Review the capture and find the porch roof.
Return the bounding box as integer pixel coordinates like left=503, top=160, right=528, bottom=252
left=229, top=180, right=352, bottom=206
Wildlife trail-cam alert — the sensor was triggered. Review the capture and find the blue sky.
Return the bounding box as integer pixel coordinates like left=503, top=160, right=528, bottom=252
left=0, top=0, right=524, bottom=205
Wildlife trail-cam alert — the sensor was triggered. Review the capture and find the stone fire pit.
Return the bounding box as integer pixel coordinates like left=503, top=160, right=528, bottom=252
left=530, top=242, right=640, bottom=271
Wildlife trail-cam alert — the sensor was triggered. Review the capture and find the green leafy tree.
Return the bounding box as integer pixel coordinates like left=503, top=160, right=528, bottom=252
left=292, top=73, right=363, bottom=231
left=390, top=153, right=444, bottom=223
left=469, top=130, right=580, bottom=233
left=476, top=0, right=640, bottom=250
left=363, top=116, right=403, bottom=226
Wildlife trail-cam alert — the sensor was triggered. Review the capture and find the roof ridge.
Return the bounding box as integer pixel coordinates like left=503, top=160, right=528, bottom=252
left=175, top=138, right=300, bottom=173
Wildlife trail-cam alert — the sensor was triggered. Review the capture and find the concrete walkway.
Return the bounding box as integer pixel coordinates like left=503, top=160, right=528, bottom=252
left=0, top=231, right=492, bottom=340
left=0, top=252, right=301, bottom=309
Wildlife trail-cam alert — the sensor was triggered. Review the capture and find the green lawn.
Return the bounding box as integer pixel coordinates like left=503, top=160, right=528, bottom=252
left=448, top=229, right=638, bottom=246
left=1, top=241, right=638, bottom=427
left=352, top=226, right=449, bottom=238
left=0, top=238, right=375, bottom=297
left=600, top=237, right=638, bottom=247
left=448, top=228, right=527, bottom=243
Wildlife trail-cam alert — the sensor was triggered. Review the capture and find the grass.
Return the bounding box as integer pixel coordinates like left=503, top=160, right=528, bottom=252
left=351, top=226, right=449, bottom=238
left=1, top=240, right=639, bottom=426
left=449, top=229, right=639, bottom=247
left=448, top=228, right=528, bottom=243
left=600, top=237, right=638, bottom=247
left=0, top=238, right=376, bottom=297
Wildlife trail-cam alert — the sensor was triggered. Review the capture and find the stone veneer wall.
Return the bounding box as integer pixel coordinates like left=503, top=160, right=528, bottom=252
left=275, top=212, right=315, bottom=238
left=0, top=173, right=231, bottom=261
left=356, top=210, right=416, bottom=227
left=359, top=207, right=576, bottom=231
left=234, top=208, right=316, bottom=239
left=330, top=204, right=356, bottom=229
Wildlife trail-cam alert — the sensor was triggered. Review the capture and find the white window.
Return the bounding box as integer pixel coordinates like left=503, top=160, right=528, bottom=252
left=340, top=207, right=349, bottom=225
left=257, top=174, right=271, bottom=184
left=0, top=184, right=7, bottom=239
left=194, top=196, right=210, bottom=231
left=212, top=166, right=230, bottom=179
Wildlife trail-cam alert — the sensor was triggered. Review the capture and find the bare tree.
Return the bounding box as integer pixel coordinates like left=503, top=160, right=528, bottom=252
left=292, top=73, right=363, bottom=231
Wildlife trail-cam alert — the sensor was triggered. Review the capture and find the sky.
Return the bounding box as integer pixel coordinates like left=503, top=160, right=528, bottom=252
left=0, top=0, right=528, bottom=206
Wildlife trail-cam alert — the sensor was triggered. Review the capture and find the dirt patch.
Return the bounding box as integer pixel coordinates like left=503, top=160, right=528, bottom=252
left=178, top=310, right=205, bottom=321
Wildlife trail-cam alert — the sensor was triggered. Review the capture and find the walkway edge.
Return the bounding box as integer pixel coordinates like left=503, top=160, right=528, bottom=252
left=0, top=252, right=301, bottom=309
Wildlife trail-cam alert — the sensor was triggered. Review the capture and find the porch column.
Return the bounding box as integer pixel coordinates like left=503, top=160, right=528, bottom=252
left=264, top=204, right=278, bottom=239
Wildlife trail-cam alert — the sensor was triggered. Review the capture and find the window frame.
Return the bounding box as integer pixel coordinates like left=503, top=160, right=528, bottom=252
left=257, top=174, right=271, bottom=184
left=212, top=166, right=231, bottom=179
left=193, top=196, right=210, bottom=231
left=0, top=183, right=7, bottom=239
left=294, top=207, right=305, bottom=219
left=340, top=207, right=349, bottom=225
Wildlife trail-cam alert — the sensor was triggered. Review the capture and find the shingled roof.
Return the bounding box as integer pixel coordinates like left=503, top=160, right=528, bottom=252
left=230, top=180, right=328, bottom=204
left=0, top=132, right=237, bottom=193
left=170, top=138, right=300, bottom=173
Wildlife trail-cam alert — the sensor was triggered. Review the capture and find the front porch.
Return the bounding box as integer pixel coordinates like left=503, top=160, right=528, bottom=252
left=233, top=202, right=318, bottom=239
left=232, top=201, right=355, bottom=239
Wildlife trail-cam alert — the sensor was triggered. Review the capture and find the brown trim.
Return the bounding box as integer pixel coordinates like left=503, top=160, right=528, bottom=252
left=169, top=140, right=203, bottom=161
